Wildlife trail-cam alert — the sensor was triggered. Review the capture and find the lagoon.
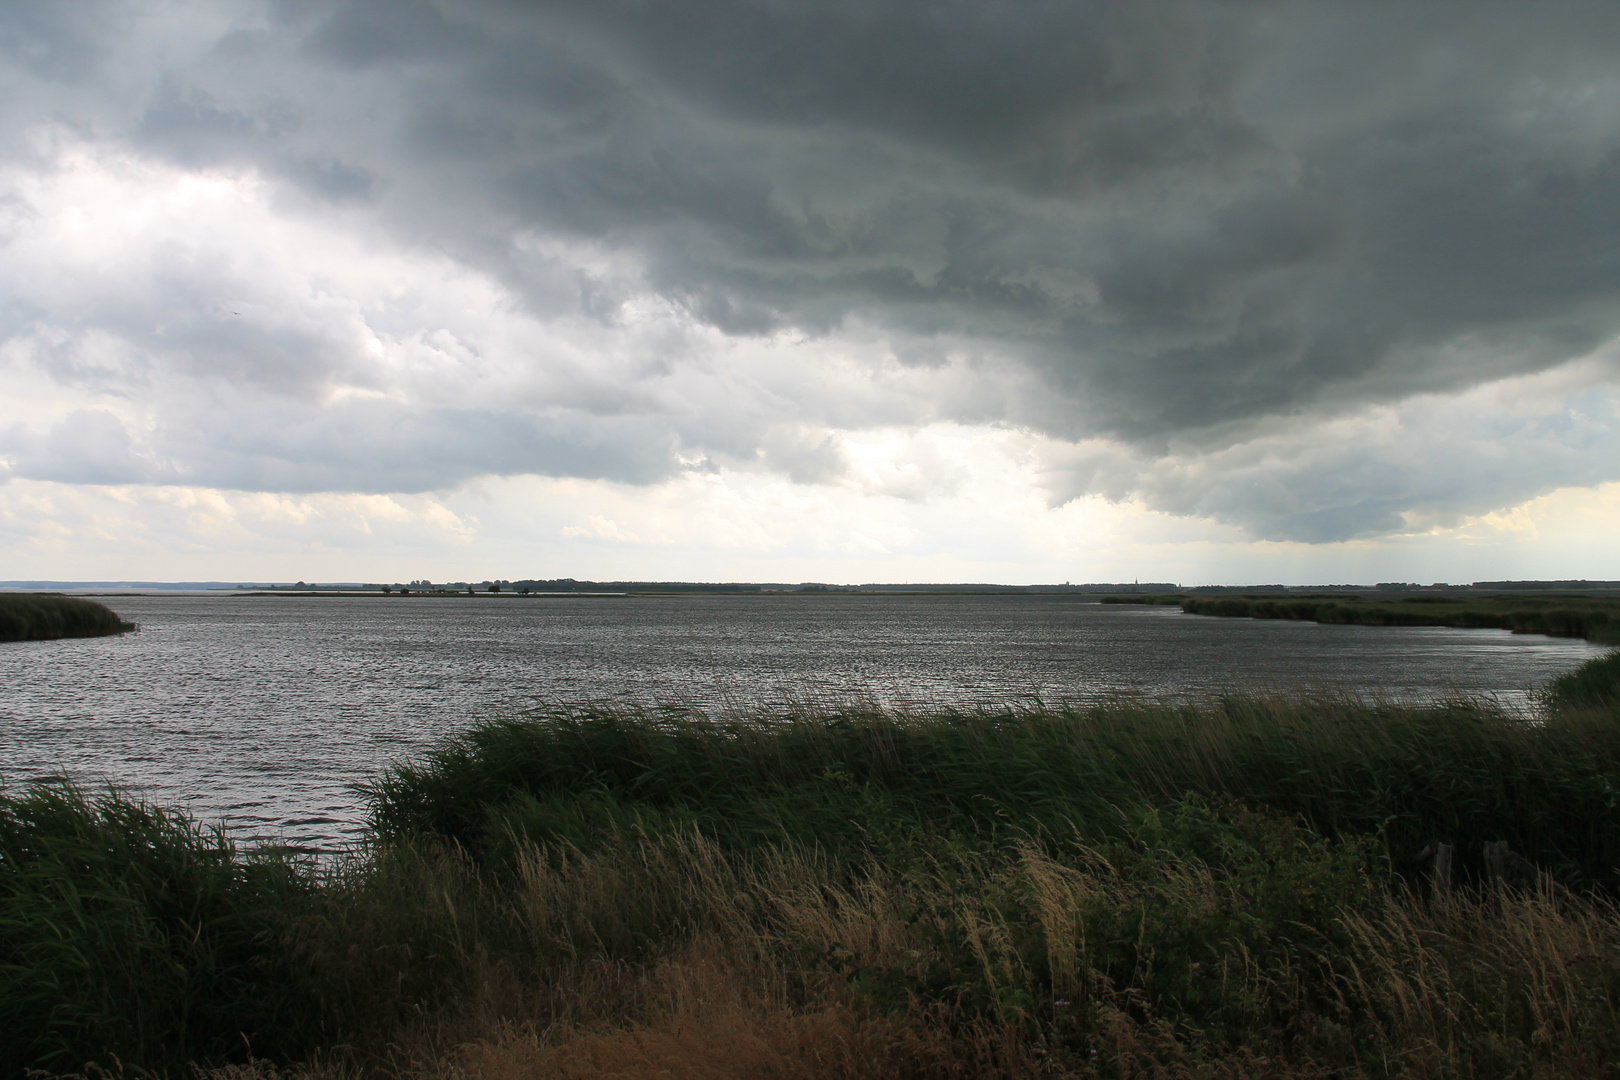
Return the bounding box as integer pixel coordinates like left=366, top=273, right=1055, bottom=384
left=1, top=592, right=1607, bottom=849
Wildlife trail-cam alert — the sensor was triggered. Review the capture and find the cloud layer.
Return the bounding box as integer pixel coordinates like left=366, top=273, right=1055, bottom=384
left=2, top=0, right=1619, bottom=549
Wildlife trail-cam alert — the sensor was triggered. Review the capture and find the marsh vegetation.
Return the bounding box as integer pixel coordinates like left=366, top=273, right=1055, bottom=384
left=5, top=651, right=1620, bottom=1078
left=1107, top=592, right=1620, bottom=644
left=0, top=594, right=134, bottom=643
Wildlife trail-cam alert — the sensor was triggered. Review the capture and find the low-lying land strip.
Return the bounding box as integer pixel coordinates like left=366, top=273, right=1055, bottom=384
left=0, top=593, right=135, bottom=642
left=4, top=651, right=1619, bottom=1078
left=1108, top=592, right=1620, bottom=644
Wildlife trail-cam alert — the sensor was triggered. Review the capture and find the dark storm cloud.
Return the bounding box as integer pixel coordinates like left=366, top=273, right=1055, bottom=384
left=4, top=0, right=1620, bottom=539
left=495, top=0, right=1265, bottom=180
left=265, top=0, right=1620, bottom=433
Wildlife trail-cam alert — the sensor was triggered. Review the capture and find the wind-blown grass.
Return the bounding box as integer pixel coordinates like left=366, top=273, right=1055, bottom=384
left=6, top=649, right=1620, bottom=1078
left=0, top=593, right=135, bottom=642
left=364, top=691, right=1620, bottom=884
left=0, top=784, right=311, bottom=1074
left=1547, top=648, right=1620, bottom=709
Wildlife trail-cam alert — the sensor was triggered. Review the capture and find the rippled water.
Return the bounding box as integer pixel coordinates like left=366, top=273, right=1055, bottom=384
left=2, top=593, right=1607, bottom=849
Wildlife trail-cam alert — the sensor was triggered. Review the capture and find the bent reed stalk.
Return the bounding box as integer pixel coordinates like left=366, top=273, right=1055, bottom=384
left=5, top=650, right=1620, bottom=1079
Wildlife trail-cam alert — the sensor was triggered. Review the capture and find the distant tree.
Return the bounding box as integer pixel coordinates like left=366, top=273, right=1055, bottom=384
left=489, top=583, right=501, bottom=593
left=400, top=587, right=410, bottom=595
left=382, top=585, right=392, bottom=594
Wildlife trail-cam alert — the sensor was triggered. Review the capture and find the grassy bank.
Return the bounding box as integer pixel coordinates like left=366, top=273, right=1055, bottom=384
left=0, top=594, right=135, bottom=643
left=1165, top=594, right=1620, bottom=644
left=365, top=693, right=1620, bottom=883
left=6, top=651, right=1620, bottom=1079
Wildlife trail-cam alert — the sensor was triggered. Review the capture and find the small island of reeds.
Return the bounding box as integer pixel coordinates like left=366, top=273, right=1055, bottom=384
left=0, top=593, right=135, bottom=643
left=4, top=651, right=1620, bottom=1079
left=1107, top=591, right=1620, bottom=644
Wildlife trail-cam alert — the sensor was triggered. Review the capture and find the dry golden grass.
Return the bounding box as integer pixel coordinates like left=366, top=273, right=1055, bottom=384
left=207, top=831, right=1618, bottom=1080
left=454, top=951, right=975, bottom=1080
left=1338, top=882, right=1620, bottom=1078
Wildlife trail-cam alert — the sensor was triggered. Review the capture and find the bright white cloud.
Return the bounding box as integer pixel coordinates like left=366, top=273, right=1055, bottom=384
left=6, top=418, right=1620, bottom=584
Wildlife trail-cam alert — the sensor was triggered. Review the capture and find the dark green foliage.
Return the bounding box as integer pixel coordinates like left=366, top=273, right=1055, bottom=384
left=365, top=696, right=1620, bottom=885
left=1183, top=596, right=1257, bottom=618
left=1099, top=594, right=1185, bottom=605
left=0, top=594, right=135, bottom=642
left=836, top=797, right=1380, bottom=1040
left=0, top=783, right=313, bottom=1075
left=1182, top=594, right=1620, bottom=642
left=1545, top=649, right=1620, bottom=709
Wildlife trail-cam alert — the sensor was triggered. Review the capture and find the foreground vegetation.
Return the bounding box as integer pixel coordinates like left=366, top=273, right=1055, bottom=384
left=0, top=593, right=134, bottom=642
left=5, top=652, right=1620, bottom=1079
left=1165, top=594, right=1620, bottom=644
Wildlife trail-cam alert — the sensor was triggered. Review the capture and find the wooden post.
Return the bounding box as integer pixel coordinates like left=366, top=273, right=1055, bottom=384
left=1483, top=840, right=1507, bottom=889
left=1434, top=843, right=1453, bottom=903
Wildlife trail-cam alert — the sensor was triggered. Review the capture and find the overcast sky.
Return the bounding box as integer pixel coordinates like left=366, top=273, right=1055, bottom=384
left=3, top=0, right=1619, bottom=583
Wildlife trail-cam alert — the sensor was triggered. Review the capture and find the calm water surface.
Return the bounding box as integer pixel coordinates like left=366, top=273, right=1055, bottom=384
left=3, top=593, right=1607, bottom=849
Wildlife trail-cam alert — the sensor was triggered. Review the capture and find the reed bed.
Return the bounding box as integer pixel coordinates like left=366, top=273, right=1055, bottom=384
left=0, top=593, right=134, bottom=642
left=364, top=687, right=1620, bottom=882
left=1177, top=595, right=1620, bottom=644
left=5, top=650, right=1620, bottom=1079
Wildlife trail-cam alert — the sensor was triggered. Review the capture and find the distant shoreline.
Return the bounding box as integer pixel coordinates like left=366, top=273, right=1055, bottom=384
left=6, top=577, right=1620, bottom=598
left=1107, top=592, right=1620, bottom=645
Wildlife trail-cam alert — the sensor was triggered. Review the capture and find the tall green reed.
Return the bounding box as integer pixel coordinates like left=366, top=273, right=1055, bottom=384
left=0, top=783, right=312, bottom=1075
left=363, top=693, right=1620, bottom=883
